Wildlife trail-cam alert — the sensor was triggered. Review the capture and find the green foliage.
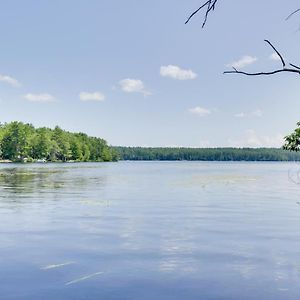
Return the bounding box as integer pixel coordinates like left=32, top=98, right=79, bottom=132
left=283, top=122, right=300, bottom=152
left=1, top=122, right=31, bottom=161
left=0, top=122, right=117, bottom=163
left=114, top=147, right=300, bottom=161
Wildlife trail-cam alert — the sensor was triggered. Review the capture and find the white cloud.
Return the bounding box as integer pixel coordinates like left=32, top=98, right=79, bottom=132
left=234, top=109, right=263, bottom=118
left=246, top=130, right=263, bottom=147
left=79, top=92, right=105, bottom=102
left=160, top=65, right=197, bottom=80
left=165, top=140, right=211, bottom=148
left=119, top=78, right=150, bottom=96
left=198, top=140, right=211, bottom=148
left=189, top=106, right=211, bottom=117
left=228, top=130, right=284, bottom=148
left=0, top=74, right=21, bottom=87
left=227, top=55, right=257, bottom=69
left=24, top=93, right=55, bottom=102
left=251, top=109, right=263, bottom=117
left=234, top=112, right=246, bottom=118
left=269, top=52, right=281, bottom=61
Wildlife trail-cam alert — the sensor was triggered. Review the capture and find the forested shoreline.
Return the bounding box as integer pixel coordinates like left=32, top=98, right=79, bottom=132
left=1, top=121, right=299, bottom=163
left=114, top=147, right=300, bottom=161
left=0, top=122, right=118, bottom=162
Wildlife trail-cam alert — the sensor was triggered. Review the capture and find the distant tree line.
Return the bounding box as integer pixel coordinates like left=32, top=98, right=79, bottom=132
left=114, top=147, right=300, bottom=161
left=0, top=121, right=118, bottom=162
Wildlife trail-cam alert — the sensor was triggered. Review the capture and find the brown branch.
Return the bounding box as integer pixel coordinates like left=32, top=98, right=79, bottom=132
left=224, top=40, right=300, bottom=77
left=185, top=0, right=218, bottom=27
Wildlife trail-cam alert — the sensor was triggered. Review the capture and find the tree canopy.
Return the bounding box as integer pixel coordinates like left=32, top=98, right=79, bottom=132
left=0, top=121, right=118, bottom=162
left=283, top=122, right=300, bottom=152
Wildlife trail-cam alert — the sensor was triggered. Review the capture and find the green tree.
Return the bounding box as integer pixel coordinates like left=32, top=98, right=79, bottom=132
left=283, top=122, right=300, bottom=152
left=30, top=128, right=51, bottom=159
left=70, top=139, right=83, bottom=161
left=52, top=126, right=71, bottom=161
left=0, top=121, right=116, bottom=162
left=1, top=122, right=28, bottom=161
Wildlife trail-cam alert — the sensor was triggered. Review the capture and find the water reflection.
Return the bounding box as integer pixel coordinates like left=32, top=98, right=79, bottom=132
left=0, top=168, right=66, bottom=194
left=0, top=164, right=108, bottom=198
left=0, top=162, right=300, bottom=300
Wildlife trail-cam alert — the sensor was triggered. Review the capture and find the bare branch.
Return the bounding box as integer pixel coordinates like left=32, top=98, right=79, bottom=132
left=185, top=0, right=218, bottom=27
left=264, top=39, right=285, bottom=67
left=185, top=1, right=210, bottom=25
left=224, top=40, right=300, bottom=77
left=224, top=68, right=300, bottom=76
left=290, top=63, right=300, bottom=70
left=286, top=8, right=300, bottom=21
left=184, top=4, right=300, bottom=78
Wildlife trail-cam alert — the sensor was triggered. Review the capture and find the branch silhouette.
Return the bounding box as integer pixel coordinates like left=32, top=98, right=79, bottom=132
left=185, top=1, right=299, bottom=25
left=185, top=0, right=218, bottom=27
left=286, top=8, right=300, bottom=20
left=224, top=40, right=300, bottom=77
left=185, top=2, right=300, bottom=77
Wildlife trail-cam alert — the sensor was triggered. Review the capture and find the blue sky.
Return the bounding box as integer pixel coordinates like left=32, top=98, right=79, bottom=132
left=0, top=0, right=300, bottom=147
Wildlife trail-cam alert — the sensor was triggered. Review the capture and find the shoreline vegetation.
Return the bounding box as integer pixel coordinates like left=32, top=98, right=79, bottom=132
left=0, top=121, right=299, bottom=163
left=114, top=147, right=300, bottom=162
left=0, top=122, right=118, bottom=163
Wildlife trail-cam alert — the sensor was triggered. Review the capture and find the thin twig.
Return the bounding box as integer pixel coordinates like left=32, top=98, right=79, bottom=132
left=185, top=0, right=218, bottom=27
left=185, top=1, right=210, bottom=25
left=290, top=63, right=300, bottom=70
left=286, top=8, right=300, bottom=21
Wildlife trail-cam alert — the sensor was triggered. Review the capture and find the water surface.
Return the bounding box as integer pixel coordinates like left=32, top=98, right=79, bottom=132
left=1, top=162, right=300, bottom=299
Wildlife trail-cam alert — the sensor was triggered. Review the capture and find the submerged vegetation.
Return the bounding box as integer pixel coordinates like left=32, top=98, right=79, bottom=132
left=115, top=147, right=300, bottom=161
left=0, top=122, right=118, bottom=162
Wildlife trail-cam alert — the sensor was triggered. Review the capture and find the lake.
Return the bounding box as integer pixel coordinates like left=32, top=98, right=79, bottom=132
left=1, top=162, right=300, bottom=299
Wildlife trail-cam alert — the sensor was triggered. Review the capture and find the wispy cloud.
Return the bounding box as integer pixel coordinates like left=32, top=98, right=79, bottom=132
left=160, top=65, right=197, bottom=80
left=24, top=93, right=55, bottom=102
left=234, top=109, right=263, bottom=118
left=227, top=55, right=257, bottom=69
left=228, top=130, right=284, bottom=148
left=0, top=74, right=21, bottom=87
left=165, top=140, right=211, bottom=148
left=197, top=140, right=211, bottom=147
left=269, top=52, right=281, bottom=61
left=252, top=109, right=263, bottom=117
left=234, top=112, right=246, bottom=118
left=119, top=78, right=150, bottom=96
left=79, top=92, right=105, bottom=102
left=188, top=106, right=211, bottom=117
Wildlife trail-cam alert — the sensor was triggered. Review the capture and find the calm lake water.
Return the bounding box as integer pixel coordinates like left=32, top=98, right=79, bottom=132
left=1, top=162, right=300, bottom=299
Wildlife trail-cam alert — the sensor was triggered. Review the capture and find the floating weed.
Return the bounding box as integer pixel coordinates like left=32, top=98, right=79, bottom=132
left=175, top=175, right=259, bottom=187
left=41, top=261, right=75, bottom=270
left=65, top=272, right=104, bottom=286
